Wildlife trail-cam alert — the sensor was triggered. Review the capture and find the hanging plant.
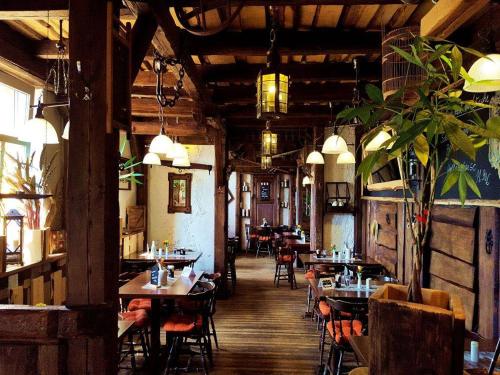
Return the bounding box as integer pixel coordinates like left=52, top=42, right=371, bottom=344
left=119, top=140, right=143, bottom=185
left=336, top=36, right=500, bottom=303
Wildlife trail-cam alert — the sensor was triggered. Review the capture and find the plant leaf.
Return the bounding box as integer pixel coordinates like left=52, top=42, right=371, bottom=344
left=365, top=84, right=384, bottom=105
left=458, top=171, right=467, bottom=206
left=451, top=46, right=462, bottom=81
left=390, top=45, right=424, bottom=69
left=443, top=122, right=476, bottom=160
left=441, top=170, right=459, bottom=196
left=463, top=171, right=481, bottom=198
left=388, top=120, right=428, bottom=153
left=414, top=134, right=429, bottom=166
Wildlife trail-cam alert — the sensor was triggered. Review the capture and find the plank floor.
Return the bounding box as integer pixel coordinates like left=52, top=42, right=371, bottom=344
left=119, top=255, right=357, bottom=374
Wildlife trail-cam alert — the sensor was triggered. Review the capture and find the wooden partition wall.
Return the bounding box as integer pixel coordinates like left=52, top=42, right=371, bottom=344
left=362, top=198, right=499, bottom=337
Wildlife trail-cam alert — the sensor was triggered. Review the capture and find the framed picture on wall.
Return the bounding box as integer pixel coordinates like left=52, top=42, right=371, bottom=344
left=168, top=173, right=192, bottom=213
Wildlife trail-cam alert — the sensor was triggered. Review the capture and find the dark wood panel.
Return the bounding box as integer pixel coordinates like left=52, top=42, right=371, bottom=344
left=430, top=221, right=475, bottom=264
left=432, top=206, right=477, bottom=227
left=374, top=245, right=397, bottom=276
left=430, top=274, right=475, bottom=331
left=376, top=229, right=397, bottom=250
left=429, top=251, right=475, bottom=290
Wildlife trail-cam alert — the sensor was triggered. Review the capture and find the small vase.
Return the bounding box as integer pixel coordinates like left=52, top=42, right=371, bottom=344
left=357, top=273, right=362, bottom=290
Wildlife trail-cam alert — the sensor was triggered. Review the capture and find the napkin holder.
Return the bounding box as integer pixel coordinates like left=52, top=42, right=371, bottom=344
left=181, top=266, right=196, bottom=278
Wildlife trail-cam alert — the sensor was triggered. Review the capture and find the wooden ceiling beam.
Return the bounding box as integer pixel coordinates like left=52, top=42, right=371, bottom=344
left=0, top=22, right=46, bottom=81
left=225, top=118, right=329, bottom=129
left=420, top=0, right=490, bottom=39
left=166, top=0, right=402, bottom=6
left=130, top=11, right=158, bottom=82
left=131, top=97, right=198, bottom=118
left=183, top=29, right=381, bottom=56
left=213, top=82, right=357, bottom=105
left=222, top=104, right=337, bottom=119
left=0, top=0, right=68, bottom=19
left=132, top=120, right=206, bottom=136
left=199, top=62, right=379, bottom=83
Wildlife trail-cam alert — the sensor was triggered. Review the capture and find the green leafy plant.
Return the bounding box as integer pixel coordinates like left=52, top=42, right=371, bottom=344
left=4, top=151, right=57, bottom=229
left=337, top=36, right=500, bottom=303
left=119, top=140, right=143, bottom=184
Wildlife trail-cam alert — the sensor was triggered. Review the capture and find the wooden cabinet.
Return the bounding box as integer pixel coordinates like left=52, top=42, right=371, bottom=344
left=121, top=231, right=144, bottom=257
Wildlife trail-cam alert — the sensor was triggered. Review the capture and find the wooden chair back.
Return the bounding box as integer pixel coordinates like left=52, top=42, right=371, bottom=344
left=329, top=299, right=369, bottom=345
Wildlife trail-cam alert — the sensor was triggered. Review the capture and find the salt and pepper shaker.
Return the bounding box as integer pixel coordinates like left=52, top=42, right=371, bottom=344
left=470, top=341, right=479, bottom=362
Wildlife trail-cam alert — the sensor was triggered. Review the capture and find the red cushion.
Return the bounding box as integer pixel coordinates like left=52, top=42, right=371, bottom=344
left=278, top=255, right=294, bottom=263
left=319, top=301, right=331, bottom=317
left=128, top=298, right=151, bottom=312
left=305, top=270, right=317, bottom=280
left=259, top=236, right=270, bottom=241
left=122, top=309, right=149, bottom=328
left=326, top=319, right=363, bottom=344
left=163, top=313, right=203, bottom=333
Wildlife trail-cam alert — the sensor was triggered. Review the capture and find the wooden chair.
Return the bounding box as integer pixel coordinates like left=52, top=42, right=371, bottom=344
left=274, top=247, right=297, bottom=289
left=325, top=300, right=368, bottom=375
left=245, top=224, right=258, bottom=255
left=227, top=239, right=237, bottom=291
left=256, top=227, right=272, bottom=258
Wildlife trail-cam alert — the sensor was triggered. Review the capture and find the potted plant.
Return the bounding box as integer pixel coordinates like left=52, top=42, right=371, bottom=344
left=336, top=36, right=500, bottom=374
left=4, top=151, right=57, bottom=263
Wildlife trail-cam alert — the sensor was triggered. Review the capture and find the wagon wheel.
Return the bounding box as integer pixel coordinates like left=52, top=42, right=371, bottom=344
left=173, top=0, right=244, bottom=36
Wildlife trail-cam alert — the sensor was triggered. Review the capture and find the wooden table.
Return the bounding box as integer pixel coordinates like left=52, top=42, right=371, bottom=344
left=348, top=336, right=500, bottom=372
left=284, top=238, right=311, bottom=253
left=299, top=254, right=380, bottom=268
left=122, top=250, right=202, bottom=267
left=119, top=270, right=202, bottom=374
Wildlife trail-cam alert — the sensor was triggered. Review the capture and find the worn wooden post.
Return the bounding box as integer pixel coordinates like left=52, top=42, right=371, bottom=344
left=66, top=0, right=119, bottom=372
left=214, top=129, right=228, bottom=294
left=310, top=162, right=324, bottom=250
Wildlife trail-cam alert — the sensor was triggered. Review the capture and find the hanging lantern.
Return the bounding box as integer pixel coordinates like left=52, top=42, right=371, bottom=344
left=261, top=155, right=272, bottom=170
left=3, top=209, right=24, bottom=265
left=256, top=22, right=289, bottom=120
left=261, top=121, right=278, bottom=155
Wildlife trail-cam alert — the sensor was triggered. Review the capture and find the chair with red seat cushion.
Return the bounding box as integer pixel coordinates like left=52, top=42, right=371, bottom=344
left=163, top=281, right=215, bottom=375
left=127, top=298, right=151, bottom=312
left=118, top=309, right=150, bottom=371
left=273, top=246, right=297, bottom=289
left=256, top=227, right=273, bottom=258
left=325, top=299, right=368, bottom=375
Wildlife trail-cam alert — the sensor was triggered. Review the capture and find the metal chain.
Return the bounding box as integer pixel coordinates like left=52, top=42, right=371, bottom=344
left=153, top=50, right=185, bottom=108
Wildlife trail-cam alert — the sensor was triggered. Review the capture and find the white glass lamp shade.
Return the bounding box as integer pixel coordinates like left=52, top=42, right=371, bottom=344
left=337, top=151, right=356, bottom=164
left=19, top=117, right=59, bottom=144
left=62, top=121, right=70, bottom=140
left=365, top=130, right=391, bottom=152
left=463, top=54, right=500, bottom=93
left=302, top=175, right=311, bottom=186
left=306, top=150, right=325, bottom=164
left=149, top=133, right=173, bottom=154
left=321, top=134, right=348, bottom=154
left=166, top=142, right=188, bottom=160
left=172, top=156, right=190, bottom=167
left=143, top=152, right=161, bottom=165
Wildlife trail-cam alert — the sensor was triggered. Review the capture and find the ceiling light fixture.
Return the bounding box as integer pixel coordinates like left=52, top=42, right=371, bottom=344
left=337, top=151, right=356, bottom=164
left=143, top=152, right=161, bottom=165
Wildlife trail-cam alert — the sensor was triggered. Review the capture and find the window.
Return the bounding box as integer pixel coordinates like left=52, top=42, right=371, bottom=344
left=0, top=82, right=31, bottom=196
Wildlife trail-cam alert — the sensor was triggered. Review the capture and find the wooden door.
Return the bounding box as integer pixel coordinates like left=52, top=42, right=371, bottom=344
left=252, top=175, right=278, bottom=226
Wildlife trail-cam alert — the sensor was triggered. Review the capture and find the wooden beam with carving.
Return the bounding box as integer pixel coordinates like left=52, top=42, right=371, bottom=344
left=199, top=62, right=380, bottom=84
left=420, top=0, right=490, bottom=39
left=182, top=29, right=381, bottom=56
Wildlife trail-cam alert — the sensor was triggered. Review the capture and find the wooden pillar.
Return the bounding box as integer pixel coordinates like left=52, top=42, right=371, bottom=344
left=214, top=129, right=228, bottom=292
left=310, top=163, right=324, bottom=250
left=66, top=0, right=119, bottom=372
left=235, top=172, right=242, bottom=249
left=289, top=172, right=296, bottom=227
left=295, top=166, right=303, bottom=227
left=354, top=126, right=363, bottom=252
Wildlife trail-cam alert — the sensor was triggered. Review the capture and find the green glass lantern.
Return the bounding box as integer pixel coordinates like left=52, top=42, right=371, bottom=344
left=261, top=121, right=278, bottom=155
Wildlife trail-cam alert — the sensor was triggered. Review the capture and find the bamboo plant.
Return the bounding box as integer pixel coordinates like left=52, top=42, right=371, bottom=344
left=336, top=37, right=500, bottom=303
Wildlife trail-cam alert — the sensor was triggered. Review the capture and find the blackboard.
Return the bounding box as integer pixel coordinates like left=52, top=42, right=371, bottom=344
left=260, top=182, right=271, bottom=201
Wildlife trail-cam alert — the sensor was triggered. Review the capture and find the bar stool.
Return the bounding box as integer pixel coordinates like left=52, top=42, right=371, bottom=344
left=256, top=227, right=272, bottom=257
left=118, top=309, right=150, bottom=371
left=274, top=247, right=297, bottom=289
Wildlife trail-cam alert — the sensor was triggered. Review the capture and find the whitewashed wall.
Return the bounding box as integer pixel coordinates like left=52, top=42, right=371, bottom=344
left=323, top=127, right=355, bottom=251
left=279, top=174, right=291, bottom=226
left=148, top=145, right=215, bottom=273
left=240, top=173, right=252, bottom=250
left=227, top=172, right=236, bottom=237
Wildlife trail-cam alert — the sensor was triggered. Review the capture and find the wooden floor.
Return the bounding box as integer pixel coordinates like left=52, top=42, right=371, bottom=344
left=120, top=255, right=355, bottom=374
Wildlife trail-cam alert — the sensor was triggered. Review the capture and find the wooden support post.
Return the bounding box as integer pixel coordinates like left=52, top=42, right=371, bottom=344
left=214, top=129, right=228, bottom=294
left=310, top=163, right=324, bottom=250
left=66, top=0, right=119, bottom=372
left=289, top=172, right=296, bottom=227
left=354, top=126, right=363, bottom=253
left=235, top=172, right=242, bottom=249
left=296, top=166, right=303, bottom=227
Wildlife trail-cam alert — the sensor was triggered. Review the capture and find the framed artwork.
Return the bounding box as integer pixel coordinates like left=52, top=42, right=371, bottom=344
left=119, top=157, right=132, bottom=191
left=168, top=173, right=192, bottom=213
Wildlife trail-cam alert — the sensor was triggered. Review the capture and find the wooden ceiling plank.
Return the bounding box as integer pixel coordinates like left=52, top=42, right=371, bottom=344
left=387, top=4, right=418, bottom=29
left=130, top=12, right=158, bottom=82
left=165, top=1, right=404, bottom=6
left=421, top=0, right=490, bottom=39
left=0, top=0, right=68, bottom=20
left=183, top=29, right=381, bottom=56
left=132, top=120, right=206, bottom=136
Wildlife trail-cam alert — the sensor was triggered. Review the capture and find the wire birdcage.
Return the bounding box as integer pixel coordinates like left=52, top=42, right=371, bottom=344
left=382, top=26, right=426, bottom=105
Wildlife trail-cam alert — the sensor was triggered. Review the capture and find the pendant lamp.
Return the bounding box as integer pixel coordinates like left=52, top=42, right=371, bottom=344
left=149, top=127, right=173, bottom=154
left=166, top=141, right=188, bottom=160
left=62, top=121, right=70, bottom=140
left=322, top=134, right=348, bottom=154
left=463, top=54, right=500, bottom=93
left=365, top=130, right=391, bottom=152
left=143, top=152, right=161, bottom=165
left=19, top=100, right=59, bottom=144
left=337, top=151, right=356, bottom=164
left=306, top=150, right=325, bottom=164
left=172, top=156, right=190, bottom=167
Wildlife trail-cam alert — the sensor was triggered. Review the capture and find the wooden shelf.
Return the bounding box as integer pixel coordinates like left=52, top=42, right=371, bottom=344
left=0, top=193, right=53, bottom=200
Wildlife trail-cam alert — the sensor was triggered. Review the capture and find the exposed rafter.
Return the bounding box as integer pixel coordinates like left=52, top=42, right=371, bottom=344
left=166, top=0, right=403, bottom=6
left=182, top=29, right=381, bottom=56
left=132, top=120, right=206, bottom=136
left=0, top=0, right=68, bottom=19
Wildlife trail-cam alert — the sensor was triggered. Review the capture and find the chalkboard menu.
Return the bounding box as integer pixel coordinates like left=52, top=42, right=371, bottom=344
left=260, top=182, right=271, bottom=201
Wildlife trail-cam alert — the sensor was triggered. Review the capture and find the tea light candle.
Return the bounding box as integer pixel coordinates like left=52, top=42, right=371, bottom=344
left=470, top=341, right=479, bottom=362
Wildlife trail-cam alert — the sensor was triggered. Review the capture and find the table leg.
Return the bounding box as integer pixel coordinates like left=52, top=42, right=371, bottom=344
left=149, top=299, right=161, bottom=374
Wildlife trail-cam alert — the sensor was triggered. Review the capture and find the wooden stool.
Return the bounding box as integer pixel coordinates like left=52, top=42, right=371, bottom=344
left=349, top=368, right=368, bottom=375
